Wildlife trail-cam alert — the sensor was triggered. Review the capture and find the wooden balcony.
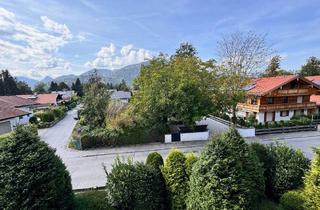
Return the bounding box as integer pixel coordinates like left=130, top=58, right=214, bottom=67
left=237, top=102, right=317, bottom=112
left=274, top=89, right=310, bottom=96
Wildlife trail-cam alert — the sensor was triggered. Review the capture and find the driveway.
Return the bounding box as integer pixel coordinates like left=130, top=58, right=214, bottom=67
left=39, top=110, right=320, bottom=190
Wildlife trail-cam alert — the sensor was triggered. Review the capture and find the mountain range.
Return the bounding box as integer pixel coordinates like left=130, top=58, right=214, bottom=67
left=17, top=62, right=147, bottom=88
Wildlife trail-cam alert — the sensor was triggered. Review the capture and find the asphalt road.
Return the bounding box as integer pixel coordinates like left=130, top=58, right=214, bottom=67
left=39, top=109, right=320, bottom=190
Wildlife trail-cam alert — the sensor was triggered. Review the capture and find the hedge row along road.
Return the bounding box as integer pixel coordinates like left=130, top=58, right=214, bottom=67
left=39, top=108, right=320, bottom=190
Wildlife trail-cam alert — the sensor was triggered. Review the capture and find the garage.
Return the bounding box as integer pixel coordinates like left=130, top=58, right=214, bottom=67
left=0, top=121, right=12, bottom=135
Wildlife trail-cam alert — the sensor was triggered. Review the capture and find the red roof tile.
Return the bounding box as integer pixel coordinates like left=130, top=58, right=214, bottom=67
left=17, top=94, right=58, bottom=105
left=247, top=75, right=298, bottom=96
left=0, top=100, right=28, bottom=121
left=0, top=96, right=38, bottom=107
left=306, top=76, right=320, bottom=82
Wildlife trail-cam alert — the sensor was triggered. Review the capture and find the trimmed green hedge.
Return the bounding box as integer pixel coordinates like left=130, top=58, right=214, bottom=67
left=75, top=190, right=113, bottom=210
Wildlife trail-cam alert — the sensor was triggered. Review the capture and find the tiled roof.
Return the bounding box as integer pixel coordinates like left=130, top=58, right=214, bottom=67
left=311, top=95, right=320, bottom=106
left=306, top=76, right=320, bottom=86
left=111, top=91, right=131, bottom=99
left=0, top=96, right=38, bottom=107
left=0, top=100, right=28, bottom=121
left=17, top=94, right=58, bottom=105
left=247, top=75, right=298, bottom=96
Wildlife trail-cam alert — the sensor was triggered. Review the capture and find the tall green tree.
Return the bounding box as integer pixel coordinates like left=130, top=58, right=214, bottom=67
left=49, top=81, right=58, bottom=92
left=175, top=42, right=197, bottom=58
left=300, top=56, right=320, bottom=76
left=115, top=79, right=129, bottom=91
left=261, top=55, right=292, bottom=77
left=33, top=82, right=47, bottom=94
left=72, top=78, right=84, bottom=97
left=0, top=70, right=20, bottom=95
left=16, top=81, right=33, bottom=94
left=58, top=82, right=70, bottom=91
left=132, top=46, right=216, bottom=128
left=187, top=129, right=265, bottom=209
left=0, top=125, right=74, bottom=210
left=82, top=72, right=110, bottom=128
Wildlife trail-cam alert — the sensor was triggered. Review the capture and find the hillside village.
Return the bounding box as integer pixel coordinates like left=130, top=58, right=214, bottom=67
left=1, top=1, right=320, bottom=210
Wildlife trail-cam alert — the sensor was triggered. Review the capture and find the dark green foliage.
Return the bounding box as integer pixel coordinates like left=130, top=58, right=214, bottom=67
left=187, top=129, right=265, bottom=210
left=49, top=81, right=58, bottom=91
left=304, top=148, right=320, bottom=209
left=0, top=125, right=74, bottom=210
left=29, top=116, right=38, bottom=124
left=251, top=142, right=310, bottom=200
left=261, top=55, right=292, bottom=77
left=279, top=190, right=305, bottom=210
left=72, top=78, right=84, bottom=97
left=105, top=158, right=167, bottom=210
left=146, top=152, right=164, bottom=169
left=162, top=149, right=188, bottom=210
left=58, top=81, right=70, bottom=91
left=175, top=42, right=197, bottom=57
left=300, top=56, right=320, bottom=76
left=35, top=111, right=55, bottom=122
left=185, top=152, right=198, bottom=177
left=33, top=82, right=47, bottom=93
left=74, top=190, right=114, bottom=210
left=114, top=79, right=129, bottom=91
left=0, top=70, right=33, bottom=95
left=52, top=107, right=65, bottom=119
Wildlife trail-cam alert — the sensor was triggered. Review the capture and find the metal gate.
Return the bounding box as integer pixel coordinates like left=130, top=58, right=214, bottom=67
left=171, top=132, right=181, bottom=142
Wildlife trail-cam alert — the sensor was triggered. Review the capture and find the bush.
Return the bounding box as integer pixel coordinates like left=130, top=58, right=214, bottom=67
left=35, top=111, right=55, bottom=122
left=187, top=129, right=265, bottom=210
left=29, top=115, right=38, bottom=124
left=304, top=148, right=320, bottom=209
left=185, top=152, right=198, bottom=177
left=280, top=190, right=305, bottom=210
left=105, top=158, right=167, bottom=210
left=161, top=149, right=188, bottom=210
left=146, top=152, right=164, bottom=169
left=75, top=190, right=113, bottom=210
left=0, top=125, right=74, bottom=209
left=251, top=142, right=310, bottom=200
left=52, top=107, right=65, bottom=119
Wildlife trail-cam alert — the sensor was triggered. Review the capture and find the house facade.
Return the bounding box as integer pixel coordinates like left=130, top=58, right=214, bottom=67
left=237, top=75, right=320, bottom=123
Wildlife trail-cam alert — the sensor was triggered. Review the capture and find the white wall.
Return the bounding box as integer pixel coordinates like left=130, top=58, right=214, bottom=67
left=274, top=110, right=294, bottom=121
left=181, top=131, right=209, bottom=141
left=256, top=112, right=264, bottom=123
left=197, top=117, right=229, bottom=136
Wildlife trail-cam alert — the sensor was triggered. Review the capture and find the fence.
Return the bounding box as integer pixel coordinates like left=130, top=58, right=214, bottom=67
left=255, top=124, right=317, bottom=135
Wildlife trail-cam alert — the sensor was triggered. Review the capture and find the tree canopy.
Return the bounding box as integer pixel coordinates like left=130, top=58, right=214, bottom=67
left=261, top=55, right=292, bottom=77
left=33, top=82, right=47, bottom=94
left=299, top=56, right=320, bottom=76
left=72, top=78, right=84, bottom=97
left=0, top=70, right=33, bottom=95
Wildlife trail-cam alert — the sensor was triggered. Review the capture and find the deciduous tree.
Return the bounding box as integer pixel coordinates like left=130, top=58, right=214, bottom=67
left=299, top=56, right=320, bottom=76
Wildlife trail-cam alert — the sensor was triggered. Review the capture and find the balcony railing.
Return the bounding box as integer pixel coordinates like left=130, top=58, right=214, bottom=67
left=237, top=102, right=317, bottom=112
left=276, top=89, right=309, bottom=95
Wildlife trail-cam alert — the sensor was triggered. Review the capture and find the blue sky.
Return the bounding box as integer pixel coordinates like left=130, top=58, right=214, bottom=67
left=0, top=0, right=319, bottom=79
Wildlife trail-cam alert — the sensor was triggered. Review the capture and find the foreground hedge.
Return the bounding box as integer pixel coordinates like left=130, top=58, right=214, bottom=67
left=187, top=129, right=264, bottom=209
left=0, top=125, right=74, bottom=210
left=75, top=190, right=113, bottom=210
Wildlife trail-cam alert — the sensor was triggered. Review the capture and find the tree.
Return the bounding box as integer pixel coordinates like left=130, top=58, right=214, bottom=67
left=16, top=81, right=33, bottom=94
left=187, top=129, right=264, bottom=209
left=216, top=31, right=272, bottom=122
left=0, top=125, right=74, bottom=210
left=58, top=82, right=70, bottom=91
left=251, top=142, right=310, bottom=200
left=105, top=158, right=167, bottom=210
left=299, top=56, right=320, bottom=76
left=161, top=149, right=188, bottom=210
left=146, top=152, right=164, bottom=169
left=82, top=72, right=110, bottom=128
left=116, top=79, right=129, bottom=91
left=72, top=78, right=84, bottom=97
left=49, top=81, right=58, bottom=92
left=261, top=55, right=292, bottom=77
left=33, top=82, right=47, bottom=94
left=304, top=148, right=320, bottom=209
left=132, top=49, right=216, bottom=128
left=0, top=70, right=20, bottom=95
left=175, top=42, right=197, bottom=57
left=185, top=152, right=198, bottom=177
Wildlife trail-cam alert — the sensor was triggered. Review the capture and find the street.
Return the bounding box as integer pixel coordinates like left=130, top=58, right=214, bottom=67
left=39, top=109, right=320, bottom=190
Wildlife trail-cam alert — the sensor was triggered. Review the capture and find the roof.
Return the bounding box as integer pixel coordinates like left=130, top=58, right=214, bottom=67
left=111, top=91, right=131, bottom=100
left=306, top=76, right=320, bottom=86
left=311, top=95, right=320, bottom=106
left=247, top=75, right=300, bottom=96
left=17, top=94, right=58, bottom=105
left=0, top=100, right=28, bottom=121
left=0, top=96, right=38, bottom=107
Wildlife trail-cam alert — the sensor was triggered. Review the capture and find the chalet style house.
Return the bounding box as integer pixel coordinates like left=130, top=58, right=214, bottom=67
left=237, top=75, right=320, bottom=123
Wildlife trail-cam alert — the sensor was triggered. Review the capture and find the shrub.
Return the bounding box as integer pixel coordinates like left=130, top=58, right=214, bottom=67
left=280, top=190, right=305, bottom=210
left=251, top=142, right=310, bottom=200
left=304, top=148, right=320, bottom=210
left=29, top=115, right=38, bottom=124
left=162, top=149, right=188, bottom=210
left=185, top=152, right=198, bottom=177
left=105, top=158, right=166, bottom=210
left=35, top=111, right=55, bottom=122
left=0, top=125, right=74, bottom=209
left=75, top=190, right=113, bottom=210
left=187, top=129, right=265, bottom=210
left=52, top=107, right=65, bottom=119
left=146, top=152, right=164, bottom=169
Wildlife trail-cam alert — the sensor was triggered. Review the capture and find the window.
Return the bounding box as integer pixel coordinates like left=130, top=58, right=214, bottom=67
left=283, top=96, right=288, bottom=103
left=297, top=96, right=303, bottom=103
left=267, top=97, right=274, bottom=104
left=280, top=110, right=289, bottom=117
left=19, top=116, right=23, bottom=119
left=251, top=97, right=257, bottom=105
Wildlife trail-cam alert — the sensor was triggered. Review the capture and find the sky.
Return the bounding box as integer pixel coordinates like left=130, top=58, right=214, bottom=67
left=0, top=0, right=320, bottom=79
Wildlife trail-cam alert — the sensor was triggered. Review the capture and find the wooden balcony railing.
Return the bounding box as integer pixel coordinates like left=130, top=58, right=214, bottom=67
left=237, top=102, right=317, bottom=112
left=275, top=89, right=309, bottom=96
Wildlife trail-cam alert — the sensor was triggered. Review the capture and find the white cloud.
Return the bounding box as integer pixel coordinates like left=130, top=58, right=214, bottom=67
left=0, top=7, right=74, bottom=78
left=85, top=43, right=152, bottom=69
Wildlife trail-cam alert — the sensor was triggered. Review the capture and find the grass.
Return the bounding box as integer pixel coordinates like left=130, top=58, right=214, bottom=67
left=74, top=190, right=114, bottom=210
